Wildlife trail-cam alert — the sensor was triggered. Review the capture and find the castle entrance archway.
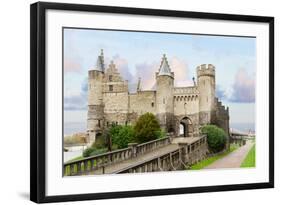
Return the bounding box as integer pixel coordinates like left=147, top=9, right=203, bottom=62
left=179, top=117, right=193, bottom=137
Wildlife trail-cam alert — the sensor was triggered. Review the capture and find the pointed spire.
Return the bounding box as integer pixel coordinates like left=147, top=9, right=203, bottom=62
left=137, top=77, right=141, bottom=92
left=94, top=49, right=105, bottom=72
left=158, top=54, right=172, bottom=76
left=192, top=76, right=196, bottom=86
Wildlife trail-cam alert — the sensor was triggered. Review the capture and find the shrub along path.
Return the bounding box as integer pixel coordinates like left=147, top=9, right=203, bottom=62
left=204, top=141, right=254, bottom=169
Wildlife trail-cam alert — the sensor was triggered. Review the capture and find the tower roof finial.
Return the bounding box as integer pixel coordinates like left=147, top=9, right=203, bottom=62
left=94, top=49, right=105, bottom=72
left=137, top=77, right=141, bottom=92
left=158, top=54, right=172, bottom=76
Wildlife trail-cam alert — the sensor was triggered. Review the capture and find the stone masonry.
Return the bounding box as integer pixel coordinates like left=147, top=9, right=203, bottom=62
left=87, top=50, right=230, bottom=146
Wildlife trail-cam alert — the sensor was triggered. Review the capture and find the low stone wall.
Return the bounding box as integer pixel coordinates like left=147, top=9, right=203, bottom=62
left=115, top=149, right=183, bottom=173
left=115, top=135, right=208, bottom=174
left=136, top=137, right=170, bottom=156
left=64, top=147, right=133, bottom=176
left=230, top=136, right=246, bottom=146
left=64, top=137, right=171, bottom=176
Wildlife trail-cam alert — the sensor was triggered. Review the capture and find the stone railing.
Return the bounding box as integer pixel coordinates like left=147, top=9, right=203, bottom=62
left=64, top=147, right=132, bottom=176
left=135, top=137, right=170, bottom=156
left=64, top=137, right=171, bottom=176
left=115, top=148, right=183, bottom=174
left=115, top=135, right=208, bottom=174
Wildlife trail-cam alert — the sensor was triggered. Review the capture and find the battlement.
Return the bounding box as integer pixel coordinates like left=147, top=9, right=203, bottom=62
left=174, top=86, right=199, bottom=95
left=215, top=97, right=229, bottom=116
left=196, top=64, right=215, bottom=77
left=88, top=69, right=103, bottom=79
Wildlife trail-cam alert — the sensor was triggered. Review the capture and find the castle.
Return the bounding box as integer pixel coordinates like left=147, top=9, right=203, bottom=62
left=87, top=50, right=230, bottom=145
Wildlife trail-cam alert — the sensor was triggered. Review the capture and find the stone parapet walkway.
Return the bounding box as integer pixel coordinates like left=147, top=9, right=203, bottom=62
left=86, top=144, right=179, bottom=175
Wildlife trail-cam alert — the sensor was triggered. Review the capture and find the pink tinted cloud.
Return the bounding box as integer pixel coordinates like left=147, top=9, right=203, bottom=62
left=135, top=61, right=159, bottom=90
left=64, top=57, right=81, bottom=73
left=112, top=55, right=134, bottom=82
left=135, top=57, right=192, bottom=90
left=170, top=57, right=193, bottom=87
left=230, top=68, right=255, bottom=103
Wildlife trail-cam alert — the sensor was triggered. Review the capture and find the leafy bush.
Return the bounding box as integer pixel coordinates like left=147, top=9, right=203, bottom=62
left=91, top=136, right=106, bottom=149
left=201, top=125, right=226, bottom=153
left=83, top=147, right=108, bottom=157
left=83, top=147, right=95, bottom=157
left=134, top=113, right=161, bottom=143
left=155, top=129, right=166, bottom=139
left=110, top=125, right=135, bottom=149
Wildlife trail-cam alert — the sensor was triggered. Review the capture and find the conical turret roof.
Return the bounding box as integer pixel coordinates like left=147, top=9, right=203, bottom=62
left=158, top=54, right=172, bottom=76
left=94, top=49, right=105, bottom=72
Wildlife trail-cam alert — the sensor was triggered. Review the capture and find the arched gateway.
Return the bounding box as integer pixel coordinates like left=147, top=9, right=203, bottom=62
left=179, top=117, right=193, bottom=137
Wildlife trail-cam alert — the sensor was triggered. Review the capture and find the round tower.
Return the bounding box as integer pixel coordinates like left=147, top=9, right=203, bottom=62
left=156, top=54, right=174, bottom=132
left=197, top=64, right=216, bottom=124
left=87, top=50, right=105, bottom=146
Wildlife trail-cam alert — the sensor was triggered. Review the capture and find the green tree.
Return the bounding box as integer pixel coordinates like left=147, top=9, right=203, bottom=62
left=110, top=125, right=135, bottom=149
left=134, top=113, right=161, bottom=143
left=201, top=125, right=226, bottom=153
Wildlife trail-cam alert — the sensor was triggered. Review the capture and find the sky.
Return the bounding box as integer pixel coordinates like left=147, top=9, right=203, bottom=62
left=63, top=28, right=256, bottom=134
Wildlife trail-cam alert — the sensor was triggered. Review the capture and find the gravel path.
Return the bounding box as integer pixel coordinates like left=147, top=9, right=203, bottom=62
left=204, top=141, right=254, bottom=169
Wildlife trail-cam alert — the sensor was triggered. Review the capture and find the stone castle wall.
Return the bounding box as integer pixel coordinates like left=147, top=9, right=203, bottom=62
left=87, top=53, right=230, bottom=145
left=128, top=91, right=156, bottom=115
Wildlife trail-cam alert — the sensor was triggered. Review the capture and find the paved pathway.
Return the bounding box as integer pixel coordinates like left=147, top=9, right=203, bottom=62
left=204, top=141, right=254, bottom=169
left=64, top=150, right=83, bottom=163
left=86, top=144, right=179, bottom=175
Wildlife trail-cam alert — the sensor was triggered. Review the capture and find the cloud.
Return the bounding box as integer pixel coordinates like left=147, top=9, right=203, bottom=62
left=170, top=57, right=193, bottom=87
left=216, top=84, right=227, bottom=100
left=135, top=61, right=159, bottom=90
left=64, top=55, right=193, bottom=110
left=64, top=78, right=87, bottom=110
left=229, top=68, right=255, bottom=103
left=134, top=57, right=192, bottom=90
left=112, top=55, right=134, bottom=83
left=64, top=57, right=82, bottom=73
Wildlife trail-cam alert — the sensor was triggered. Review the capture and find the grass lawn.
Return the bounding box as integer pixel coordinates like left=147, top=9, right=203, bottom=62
left=240, top=144, right=255, bottom=168
left=188, top=144, right=239, bottom=170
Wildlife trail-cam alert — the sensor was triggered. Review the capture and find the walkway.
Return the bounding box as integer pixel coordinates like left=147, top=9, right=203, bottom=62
left=86, top=144, right=179, bottom=175
left=64, top=150, right=83, bottom=163
left=204, top=141, right=254, bottom=169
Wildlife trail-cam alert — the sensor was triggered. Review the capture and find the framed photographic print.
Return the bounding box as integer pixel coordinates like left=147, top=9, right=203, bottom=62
left=30, top=1, right=274, bottom=203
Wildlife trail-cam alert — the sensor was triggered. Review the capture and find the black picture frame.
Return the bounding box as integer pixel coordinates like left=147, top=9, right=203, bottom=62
left=30, top=1, right=274, bottom=203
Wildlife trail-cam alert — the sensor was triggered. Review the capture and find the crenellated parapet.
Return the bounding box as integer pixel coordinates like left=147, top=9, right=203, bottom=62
left=196, top=64, right=215, bottom=78
left=174, top=86, right=199, bottom=95
left=215, top=98, right=229, bottom=118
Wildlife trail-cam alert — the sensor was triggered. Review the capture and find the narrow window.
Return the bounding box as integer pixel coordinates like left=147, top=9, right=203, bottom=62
left=107, top=121, right=109, bottom=127
left=163, top=98, right=165, bottom=104
left=98, top=120, right=101, bottom=127
left=109, top=75, right=113, bottom=81
left=109, top=85, right=113, bottom=91
left=151, top=102, right=154, bottom=107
